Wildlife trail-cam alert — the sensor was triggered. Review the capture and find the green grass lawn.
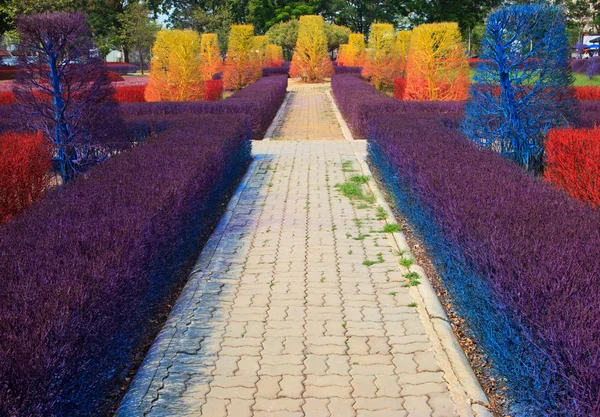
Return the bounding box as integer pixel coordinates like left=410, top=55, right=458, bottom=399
left=469, top=70, right=600, bottom=87
left=573, top=73, right=600, bottom=87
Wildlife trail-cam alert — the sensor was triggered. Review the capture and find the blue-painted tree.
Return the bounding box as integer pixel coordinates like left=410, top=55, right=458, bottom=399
left=462, top=4, right=577, bottom=173
left=13, top=12, right=121, bottom=183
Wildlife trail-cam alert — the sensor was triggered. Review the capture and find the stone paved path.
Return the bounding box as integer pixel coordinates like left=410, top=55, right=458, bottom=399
left=270, top=81, right=345, bottom=141
left=118, top=83, right=472, bottom=417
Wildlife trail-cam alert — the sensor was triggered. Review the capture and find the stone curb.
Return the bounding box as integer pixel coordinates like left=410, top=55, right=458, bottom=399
left=326, top=89, right=356, bottom=142
left=354, top=152, right=493, bottom=417
left=263, top=89, right=292, bottom=141
left=116, top=155, right=263, bottom=416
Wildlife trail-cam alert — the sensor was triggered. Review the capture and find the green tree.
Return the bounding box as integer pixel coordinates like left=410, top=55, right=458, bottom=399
left=324, top=23, right=350, bottom=55
left=118, top=2, right=160, bottom=75
left=266, top=19, right=298, bottom=59
left=191, top=6, right=233, bottom=52
left=328, top=0, right=407, bottom=35
left=248, top=0, right=317, bottom=33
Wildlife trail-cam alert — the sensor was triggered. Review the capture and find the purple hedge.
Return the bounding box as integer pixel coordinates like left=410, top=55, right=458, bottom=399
left=579, top=100, right=600, bottom=127
left=0, top=114, right=252, bottom=415
left=105, top=62, right=139, bottom=75
left=262, top=66, right=289, bottom=77
left=331, top=74, right=463, bottom=138
left=571, top=57, right=600, bottom=77
left=121, top=75, right=287, bottom=139
left=333, top=65, right=362, bottom=75
left=368, top=113, right=600, bottom=416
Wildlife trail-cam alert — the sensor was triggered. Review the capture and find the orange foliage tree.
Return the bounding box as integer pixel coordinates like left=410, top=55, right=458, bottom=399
left=290, top=15, right=333, bottom=82
left=265, top=44, right=284, bottom=67
left=200, top=33, right=223, bottom=80
left=224, top=25, right=262, bottom=91
left=361, top=24, right=399, bottom=90
left=145, top=29, right=204, bottom=102
left=346, top=33, right=366, bottom=66
left=404, top=22, right=469, bottom=101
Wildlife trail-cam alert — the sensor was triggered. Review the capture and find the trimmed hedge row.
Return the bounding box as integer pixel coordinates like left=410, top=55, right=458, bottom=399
left=262, top=66, right=289, bottom=77
left=0, top=114, right=252, bottom=415
left=367, top=113, right=600, bottom=416
left=545, top=126, right=600, bottom=208
left=333, top=65, right=363, bottom=75
left=331, top=74, right=463, bottom=137
left=120, top=75, right=287, bottom=139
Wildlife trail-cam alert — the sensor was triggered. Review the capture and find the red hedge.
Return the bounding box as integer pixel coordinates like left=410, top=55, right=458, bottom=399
left=0, top=91, right=15, bottom=104
left=574, top=86, right=600, bottom=101
left=0, top=131, right=51, bottom=223
left=545, top=126, right=600, bottom=207
left=203, top=79, right=223, bottom=101
left=393, top=77, right=406, bottom=99
left=114, top=85, right=146, bottom=103
left=113, top=80, right=224, bottom=103
left=107, top=71, right=125, bottom=82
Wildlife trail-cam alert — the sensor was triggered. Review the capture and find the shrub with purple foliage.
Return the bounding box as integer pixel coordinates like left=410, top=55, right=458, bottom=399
left=262, top=66, right=289, bottom=77
left=368, top=113, right=600, bottom=416
left=571, top=58, right=600, bottom=77
left=579, top=100, right=600, bottom=127
left=333, top=65, right=362, bottom=75
left=0, top=114, right=252, bottom=415
left=120, top=75, right=287, bottom=139
left=105, top=62, right=139, bottom=75
left=331, top=74, right=463, bottom=137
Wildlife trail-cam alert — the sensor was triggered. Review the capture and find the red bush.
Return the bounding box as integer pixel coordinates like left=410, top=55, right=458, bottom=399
left=114, top=85, right=146, bottom=103
left=203, top=79, right=223, bottom=101
left=393, top=78, right=406, bottom=100
left=545, top=127, right=600, bottom=207
left=0, top=131, right=51, bottom=223
left=575, top=86, right=600, bottom=101
left=107, top=71, right=125, bottom=82
left=0, top=91, right=15, bottom=104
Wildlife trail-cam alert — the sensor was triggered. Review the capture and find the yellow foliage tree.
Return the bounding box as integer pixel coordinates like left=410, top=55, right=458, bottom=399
left=361, top=23, right=399, bottom=90
left=200, top=33, right=222, bottom=80
left=337, top=44, right=349, bottom=65
left=290, top=15, right=333, bottom=82
left=393, top=30, right=411, bottom=76
left=404, top=22, right=469, bottom=101
left=145, top=29, right=204, bottom=102
left=253, top=35, right=269, bottom=66
left=224, top=25, right=261, bottom=91
left=265, top=44, right=284, bottom=67
left=346, top=33, right=366, bottom=66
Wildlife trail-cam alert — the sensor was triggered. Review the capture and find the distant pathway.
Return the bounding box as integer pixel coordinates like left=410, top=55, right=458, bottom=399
left=270, top=81, right=345, bottom=141
left=118, top=81, right=474, bottom=417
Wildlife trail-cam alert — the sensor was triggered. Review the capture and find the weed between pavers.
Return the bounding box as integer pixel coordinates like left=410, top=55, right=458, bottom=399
left=399, top=257, right=415, bottom=268
left=404, top=271, right=421, bottom=286
left=363, top=252, right=385, bottom=266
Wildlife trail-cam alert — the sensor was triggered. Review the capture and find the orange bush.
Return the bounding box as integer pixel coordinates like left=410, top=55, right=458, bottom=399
left=145, top=30, right=204, bottom=102
left=0, top=131, right=51, bottom=223
left=200, top=33, right=223, bottom=80
left=405, top=23, right=469, bottom=101
left=575, top=86, right=600, bottom=100
left=107, top=71, right=125, bottom=82
left=545, top=127, right=600, bottom=207
left=224, top=25, right=262, bottom=91
left=361, top=24, right=399, bottom=90
left=290, top=15, right=333, bottom=82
